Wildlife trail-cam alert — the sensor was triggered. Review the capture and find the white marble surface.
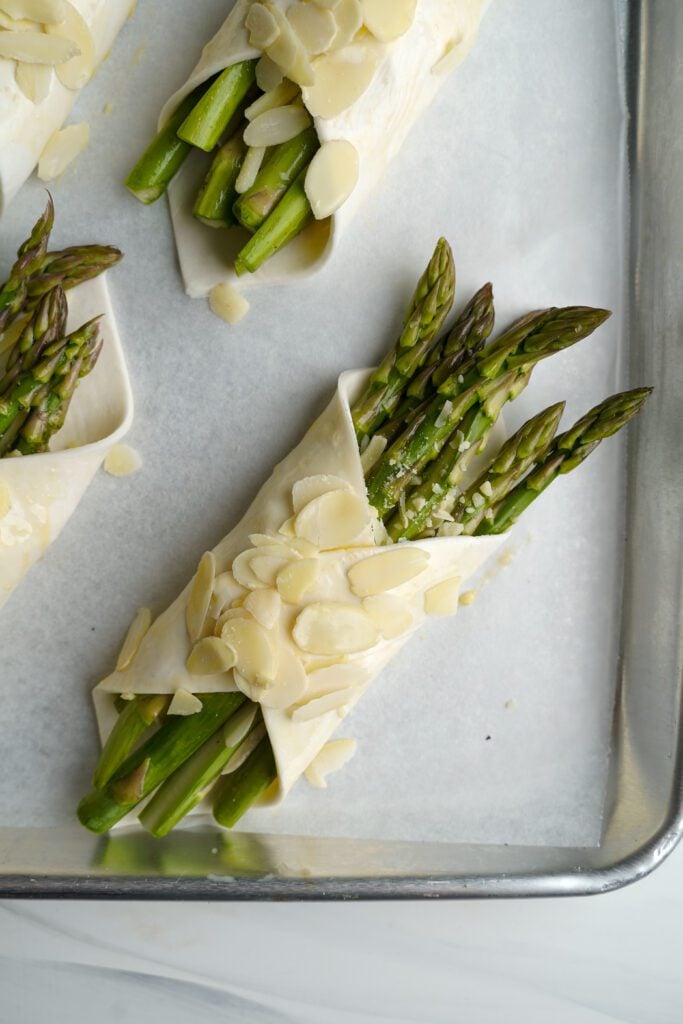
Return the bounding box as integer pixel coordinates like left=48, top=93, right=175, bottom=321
left=1, top=845, right=681, bottom=1023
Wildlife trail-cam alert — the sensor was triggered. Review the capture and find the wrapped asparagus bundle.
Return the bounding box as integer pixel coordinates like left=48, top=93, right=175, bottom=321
left=0, top=0, right=133, bottom=212
left=0, top=198, right=131, bottom=607
left=126, top=0, right=486, bottom=304
left=78, top=239, right=650, bottom=836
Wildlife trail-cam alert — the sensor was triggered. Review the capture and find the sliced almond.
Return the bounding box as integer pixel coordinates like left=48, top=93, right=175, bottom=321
left=1, top=0, right=65, bottom=21
left=222, top=722, right=266, bottom=773
left=276, top=557, right=319, bottom=605
left=221, top=616, right=275, bottom=686
left=37, top=120, right=89, bottom=180
left=187, top=636, right=237, bottom=675
left=291, top=687, right=358, bottom=721
left=360, top=433, right=386, bottom=475
left=306, top=662, right=366, bottom=698
left=293, top=601, right=378, bottom=655
left=249, top=533, right=279, bottom=548
left=285, top=537, right=319, bottom=557
left=209, top=283, right=250, bottom=325
left=255, top=54, right=284, bottom=92
left=115, top=607, right=152, bottom=672
left=304, top=41, right=381, bottom=118
left=46, top=1, right=94, bottom=88
left=362, top=594, right=413, bottom=639
left=15, top=62, right=53, bottom=104
left=235, top=144, right=266, bottom=193
left=263, top=3, right=315, bottom=87
left=250, top=553, right=293, bottom=586
left=0, top=29, right=79, bottom=64
left=103, top=443, right=142, bottom=477
left=232, top=668, right=264, bottom=703
left=304, top=738, right=357, bottom=788
left=186, top=552, right=215, bottom=642
left=0, top=12, right=32, bottom=29
left=245, top=1, right=279, bottom=49
left=305, top=138, right=358, bottom=219
left=287, top=1, right=337, bottom=54
left=244, top=588, right=281, bottom=630
left=258, top=645, right=307, bottom=709
left=245, top=78, right=299, bottom=120
left=347, top=547, right=429, bottom=597
left=168, top=689, right=203, bottom=716
left=292, top=474, right=350, bottom=514
left=278, top=515, right=297, bottom=538
left=361, top=0, right=415, bottom=42
left=223, top=702, right=259, bottom=749
left=210, top=571, right=241, bottom=618
left=295, top=489, right=370, bottom=550
left=243, top=103, right=311, bottom=147
left=425, top=577, right=462, bottom=616
left=232, top=548, right=268, bottom=590
left=329, top=0, right=363, bottom=49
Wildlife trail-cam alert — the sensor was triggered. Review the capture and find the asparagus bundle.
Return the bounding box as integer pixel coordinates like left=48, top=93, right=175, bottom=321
left=0, top=198, right=122, bottom=456
left=78, top=238, right=650, bottom=838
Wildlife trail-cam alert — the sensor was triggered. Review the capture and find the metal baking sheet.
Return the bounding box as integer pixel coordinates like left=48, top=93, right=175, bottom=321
left=0, top=0, right=681, bottom=897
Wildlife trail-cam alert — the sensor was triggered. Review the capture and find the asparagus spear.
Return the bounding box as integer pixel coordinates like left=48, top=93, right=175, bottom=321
left=177, top=61, right=257, bottom=152
left=478, top=388, right=653, bottom=535
left=366, top=306, right=611, bottom=518
left=351, top=239, right=456, bottom=441
left=193, top=128, right=247, bottom=228
left=234, top=168, right=313, bottom=275
left=93, top=695, right=171, bottom=789
left=233, top=126, right=319, bottom=231
left=27, top=245, right=123, bottom=301
left=78, top=692, right=246, bottom=833
left=0, top=286, right=67, bottom=393
left=0, top=196, right=54, bottom=335
left=213, top=737, right=277, bottom=829
left=125, top=85, right=211, bottom=204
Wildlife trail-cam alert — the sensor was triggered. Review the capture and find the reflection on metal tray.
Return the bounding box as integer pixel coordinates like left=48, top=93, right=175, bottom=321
left=0, top=0, right=681, bottom=898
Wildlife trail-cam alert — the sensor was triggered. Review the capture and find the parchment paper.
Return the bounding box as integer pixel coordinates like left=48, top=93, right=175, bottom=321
left=0, top=0, right=629, bottom=847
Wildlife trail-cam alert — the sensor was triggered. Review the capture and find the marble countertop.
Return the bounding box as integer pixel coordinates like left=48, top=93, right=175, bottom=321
left=1, top=844, right=680, bottom=1023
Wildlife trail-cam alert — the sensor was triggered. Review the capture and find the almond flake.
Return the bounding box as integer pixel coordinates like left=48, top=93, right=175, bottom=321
left=186, top=636, right=236, bottom=675
left=245, top=78, right=299, bottom=120
left=245, top=2, right=279, bottom=48
left=291, top=686, right=358, bottom=721
left=305, top=738, right=357, bottom=788
left=186, top=551, right=215, bottom=642
left=329, top=0, right=362, bottom=49
left=439, top=521, right=465, bottom=537
left=347, top=547, right=429, bottom=597
left=361, top=0, right=415, bottom=42
left=168, top=689, right=203, bottom=716
left=305, top=662, right=366, bottom=698
left=293, top=601, right=378, bottom=655
left=250, top=553, right=293, bottom=586
left=362, top=594, right=413, bottom=639
left=243, top=102, right=311, bottom=147
left=222, top=722, right=266, bottom=773
left=15, top=62, right=52, bottom=103
left=255, top=54, right=284, bottom=92
left=249, top=533, right=279, bottom=547
left=295, top=488, right=370, bottom=550
left=115, top=607, right=152, bottom=672
left=305, top=139, right=359, bottom=220
left=292, top=474, right=350, bottom=514
left=103, top=443, right=142, bottom=477
left=263, top=3, right=315, bottom=87
left=209, top=282, right=250, bottom=324
left=244, top=588, right=281, bottom=629
left=459, top=589, right=477, bottom=607
left=223, top=703, right=258, bottom=749
left=232, top=548, right=268, bottom=590
left=47, top=1, right=94, bottom=88
left=480, top=480, right=494, bottom=498
left=278, top=515, right=297, bottom=538
left=0, top=29, right=78, bottom=64
left=258, top=645, right=307, bottom=709
left=304, top=41, right=381, bottom=118
left=472, top=492, right=486, bottom=508
left=276, top=557, right=319, bottom=604
left=360, top=433, right=387, bottom=474
left=210, top=571, right=241, bottom=618
left=286, top=537, right=319, bottom=557
left=235, top=144, right=266, bottom=193
left=221, top=616, right=275, bottom=686
left=424, top=577, right=462, bottom=617
left=1, top=0, right=65, bottom=21
left=287, top=1, right=337, bottom=54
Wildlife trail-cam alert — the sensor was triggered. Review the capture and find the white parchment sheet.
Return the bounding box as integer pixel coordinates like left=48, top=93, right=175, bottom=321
left=0, top=0, right=628, bottom=846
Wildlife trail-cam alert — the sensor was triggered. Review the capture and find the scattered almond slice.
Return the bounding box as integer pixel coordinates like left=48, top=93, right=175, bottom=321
left=215, top=608, right=251, bottom=635
left=210, top=571, right=240, bottom=617
left=424, top=576, right=462, bottom=616
left=305, top=139, right=359, bottom=219
left=0, top=482, right=11, bottom=519
left=292, top=474, right=350, bottom=514
left=305, top=738, right=357, bottom=788
left=244, top=588, right=281, bottom=630
left=276, top=557, right=319, bottom=604
left=232, top=668, right=265, bottom=703
left=285, top=537, right=318, bottom=557
left=186, top=552, right=215, bottom=643
left=245, top=78, right=299, bottom=120
left=258, top=645, right=308, bottom=709
left=168, top=689, right=203, bottom=716
left=115, top=607, right=152, bottom=672
left=0, top=29, right=79, bottom=64
left=304, top=41, right=381, bottom=118
left=251, top=553, right=292, bottom=586
left=222, top=722, right=266, bottom=773
left=361, top=0, right=415, bottom=42
left=1, top=0, right=65, bottom=21
left=287, top=1, right=337, bottom=54
left=187, top=635, right=237, bottom=675
left=46, top=0, right=94, bottom=88
left=293, top=601, right=378, bottom=655
left=360, top=433, right=386, bottom=475
left=362, top=594, right=413, bottom=639
left=459, top=589, right=477, bottom=607
left=209, top=282, right=250, bottom=324
left=295, top=489, right=370, bottom=549
left=255, top=54, right=283, bottom=92
left=103, top=443, right=142, bottom=477
left=235, top=144, right=266, bottom=193
left=249, top=533, right=279, bottom=548
left=245, top=1, right=279, bottom=49
left=263, top=3, right=315, bottom=87
left=306, top=662, right=366, bottom=699
left=221, top=616, right=275, bottom=686
left=291, top=686, right=358, bottom=721
left=37, top=120, right=90, bottom=180
left=223, top=702, right=258, bottom=749
left=15, top=62, right=52, bottom=103
left=278, top=515, right=297, bottom=538
left=243, top=103, right=311, bottom=147
left=329, top=0, right=363, bottom=49
left=347, top=547, right=429, bottom=596
left=232, top=548, right=269, bottom=590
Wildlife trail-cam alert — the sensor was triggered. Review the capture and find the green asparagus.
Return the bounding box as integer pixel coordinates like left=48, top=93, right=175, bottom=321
left=234, top=168, right=313, bottom=276
left=0, top=196, right=54, bottom=335
left=193, top=128, right=247, bottom=228
left=233, top=126, right=319, bottom=231
left=93, top=695, right=172, bottom=789
left=213, top=737, right=277, bottom=829
left=177, top=62, right=257, bottom=152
